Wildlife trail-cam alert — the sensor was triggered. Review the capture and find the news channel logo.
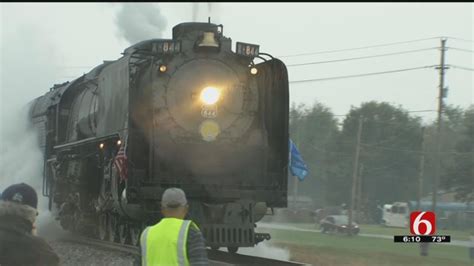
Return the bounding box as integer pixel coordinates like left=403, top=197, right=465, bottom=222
left=394, top=211, right=451, bottom=243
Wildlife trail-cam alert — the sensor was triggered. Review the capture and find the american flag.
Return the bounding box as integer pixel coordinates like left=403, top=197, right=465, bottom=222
left=114, top=141, right=128, bottom=182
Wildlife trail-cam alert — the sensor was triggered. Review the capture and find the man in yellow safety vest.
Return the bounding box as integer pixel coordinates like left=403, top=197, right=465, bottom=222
left=140, top=187, right=209, bottom=266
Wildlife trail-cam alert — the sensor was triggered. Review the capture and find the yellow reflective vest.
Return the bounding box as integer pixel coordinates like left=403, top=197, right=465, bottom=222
left=140, top=218, right=196, bottom=266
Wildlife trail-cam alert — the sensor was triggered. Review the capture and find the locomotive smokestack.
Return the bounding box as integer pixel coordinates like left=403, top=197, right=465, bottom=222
left=116, top=3, right=167, bottom=45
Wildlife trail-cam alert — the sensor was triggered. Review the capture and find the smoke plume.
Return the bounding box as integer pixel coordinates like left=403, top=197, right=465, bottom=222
left=0, top=22, right=66, bottom=239
left=239, top=241, right=291, bottom=261
left=115, top=3, right=167, bottom=45
left=192, top=3, right=220, bottom=23
left=192, top=3, right=199, bottom=22
left=0, top=106, right=43, bottom=194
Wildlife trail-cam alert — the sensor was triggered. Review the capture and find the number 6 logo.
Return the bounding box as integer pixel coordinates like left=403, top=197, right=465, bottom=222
left=410, top=211, right=436, bottom=235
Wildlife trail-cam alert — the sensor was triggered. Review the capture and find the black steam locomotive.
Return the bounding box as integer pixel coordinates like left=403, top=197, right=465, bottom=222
left=29, top=22, right=289, bottom=253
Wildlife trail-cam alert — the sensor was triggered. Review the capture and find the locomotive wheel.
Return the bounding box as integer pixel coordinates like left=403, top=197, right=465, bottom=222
left=129, top=226, right=141, bottom=246
left=227, top=246, right=238, bottom=254
left=98, top=214, right=107, bottom=241
left=107, top=214, right=118, bottom=242
left=118, top=223, right=129, bottom=244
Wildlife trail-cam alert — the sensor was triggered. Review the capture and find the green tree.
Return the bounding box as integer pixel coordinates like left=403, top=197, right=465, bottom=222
left=289, top=101, right=339, bottom=207
left=423, top=105, right=466, bottom=196
left=329, top=102, right=423, bottom=207
left=444, top=106, right=474, bottom=203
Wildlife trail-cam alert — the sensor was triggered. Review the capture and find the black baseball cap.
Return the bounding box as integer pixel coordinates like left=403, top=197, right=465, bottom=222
left=1, top=183, right=38, bottom=209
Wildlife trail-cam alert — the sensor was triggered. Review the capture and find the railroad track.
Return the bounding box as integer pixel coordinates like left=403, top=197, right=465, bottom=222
left=207, top=249, right=307, bottom=265
left=61, top=235, right=308, bottom=265
left=61, top=235, right=140, bottom=256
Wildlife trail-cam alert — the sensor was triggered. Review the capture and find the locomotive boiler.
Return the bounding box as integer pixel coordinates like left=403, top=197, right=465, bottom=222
left=29, top=22, right=289, bottom=253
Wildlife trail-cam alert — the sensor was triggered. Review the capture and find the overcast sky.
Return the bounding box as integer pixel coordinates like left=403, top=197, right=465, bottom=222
left=1, top=3, right=473, bottom=124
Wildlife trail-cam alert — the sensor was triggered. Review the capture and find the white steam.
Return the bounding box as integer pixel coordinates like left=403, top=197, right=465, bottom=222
left=0, top=106, right=43, bottom=193
left=238, top=241, right=291, bottom=261
left=1, top=22, right=66, bottom=239
left=0, top=96, right=66, bottom=241
left=115, top=3, right=167, bottom=45
left=192, top=3, right=220, bottom=23
left=192, top=3, right=199, bottom=22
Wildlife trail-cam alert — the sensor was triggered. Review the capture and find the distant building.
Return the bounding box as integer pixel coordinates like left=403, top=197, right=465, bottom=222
left=422, top=190, right=459, bottom=202
left=261, top=195, right=316, bottom=223
left=287, top=195, right=315, bottom=210
left=382, top=190, right=474, bottom=230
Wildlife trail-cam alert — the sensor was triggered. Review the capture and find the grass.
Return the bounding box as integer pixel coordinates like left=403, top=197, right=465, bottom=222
left=265, top=222, right=471, bottom=241
left=257, top=227, right=473, bottom=266
left=359, top=224, right=471, bottom=241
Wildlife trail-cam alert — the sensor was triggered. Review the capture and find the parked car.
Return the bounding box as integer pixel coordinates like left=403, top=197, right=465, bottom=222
left=319, top=215, right=360, bottom=235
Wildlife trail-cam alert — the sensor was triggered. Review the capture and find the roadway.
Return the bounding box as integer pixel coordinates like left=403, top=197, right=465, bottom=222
left=257, top=222, right=473, bottom=248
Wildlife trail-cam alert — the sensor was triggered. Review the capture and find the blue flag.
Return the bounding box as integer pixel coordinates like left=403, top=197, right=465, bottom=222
left=289, top=139, right=309, bottom=181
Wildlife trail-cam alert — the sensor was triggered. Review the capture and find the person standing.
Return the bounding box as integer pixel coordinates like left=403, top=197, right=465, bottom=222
left=140, top=187, right=209, bottom=266
left=0, top=182, right=60, bottom=266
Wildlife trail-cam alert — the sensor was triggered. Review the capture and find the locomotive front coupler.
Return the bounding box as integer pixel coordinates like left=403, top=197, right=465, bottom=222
left=254, top=233, right=271, bottom=244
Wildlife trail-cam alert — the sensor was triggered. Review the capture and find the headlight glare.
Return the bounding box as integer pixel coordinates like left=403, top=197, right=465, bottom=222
left=200, top=87, right=221, bottom=105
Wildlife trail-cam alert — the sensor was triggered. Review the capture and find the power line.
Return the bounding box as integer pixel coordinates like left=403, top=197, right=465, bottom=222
left=367, top=119, right=425, bottom=127
left=362, top=127, right=422, bottom=146
left=448, top=47, right=474, bottom=53
left=308, top=111, right=439, bottom=128
left=359, top=143, right=417, bottom=154
left=286, top=47, right=437, bottom=67
left=443, top=36, right=474, bottom=43
left=363, top=160, right=405, bottom=173
left=450, top=65, right=474, bottom=72
left=362, top=143, right=474, bottom=155
left=310, top=144, right=354, bottom=157
left=278, top=37, right=440, bottom=58
left=58, top=76, right=80, bottom=79
left=331, top=110, right=435, bottom=117
left=407, top=110, right=437, bottom=113
left=56, top=66, right=93, bottom=68
left=290, top=65, right=436, bottom=84
left=296, top=138, right=474, bottom=156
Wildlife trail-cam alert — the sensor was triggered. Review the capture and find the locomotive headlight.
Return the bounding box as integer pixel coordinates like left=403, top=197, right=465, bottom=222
left=250, top=67, right=258, bottom=75
left=199, top=120, right=220, bottom=142
left=159, top=65, right=167, bottom=73
left=200, top=87, right=221, bottom=105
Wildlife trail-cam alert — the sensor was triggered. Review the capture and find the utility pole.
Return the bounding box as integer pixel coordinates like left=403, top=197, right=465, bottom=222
left=356, top=163, right=364, bottom=223
left=432, top=38, right=448, bottom=213
left=348, top=115, right=363, bottom=235
left=417, top=127, right=426, bottom=210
